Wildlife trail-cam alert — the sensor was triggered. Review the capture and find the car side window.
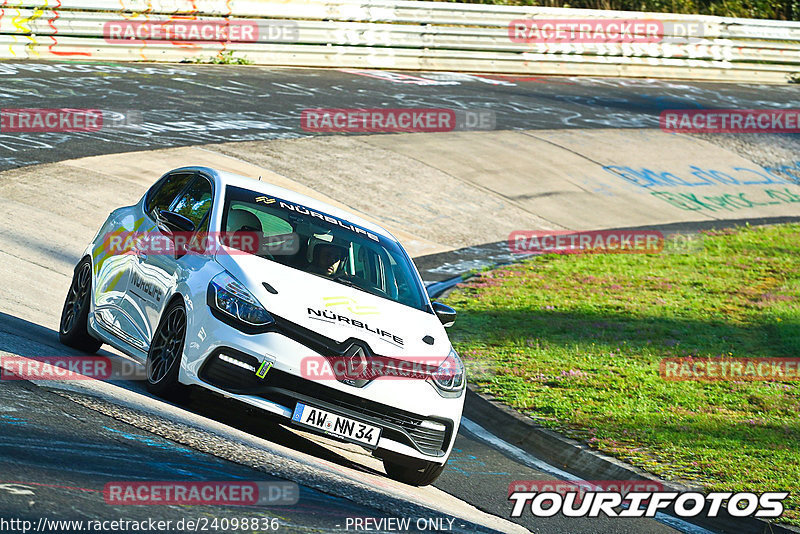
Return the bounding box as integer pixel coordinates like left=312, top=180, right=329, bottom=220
left=353, top=243, right=380, bottom=285
left=145, top=173, right=194, bottom=218
left=172, top=176, right=213, bottom=229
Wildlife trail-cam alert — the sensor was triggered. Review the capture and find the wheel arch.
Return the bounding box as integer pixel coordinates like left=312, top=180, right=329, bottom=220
left=163, top=291, right=188, bottom=314
left=77, top=254, right=94, bottom=271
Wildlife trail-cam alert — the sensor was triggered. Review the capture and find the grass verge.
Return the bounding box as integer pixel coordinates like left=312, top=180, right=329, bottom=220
left=442, top=224, right=800, bottom=524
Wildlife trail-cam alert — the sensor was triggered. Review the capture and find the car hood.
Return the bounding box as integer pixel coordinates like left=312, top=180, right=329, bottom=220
left=215, top=252, right=449, bottom=361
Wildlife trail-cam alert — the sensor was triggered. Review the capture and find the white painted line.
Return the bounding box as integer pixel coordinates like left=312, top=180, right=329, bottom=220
left=460, top=417, right=717, bottom=534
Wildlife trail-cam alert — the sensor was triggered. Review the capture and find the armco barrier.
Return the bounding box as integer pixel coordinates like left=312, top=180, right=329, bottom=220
left=1, top=0, right=799, bottom=82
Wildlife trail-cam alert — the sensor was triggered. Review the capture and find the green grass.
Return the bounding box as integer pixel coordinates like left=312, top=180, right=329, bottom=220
left=185, top=51, right=253, bottom=65
left=442, top=224, right=800, bottom=524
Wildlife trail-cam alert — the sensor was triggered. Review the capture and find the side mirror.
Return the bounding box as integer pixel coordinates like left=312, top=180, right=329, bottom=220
left=158, top=210, right=196, bottom=259
left=432, top=302, right=456, bottom=327
left=159, top=210, right=195, bottom=233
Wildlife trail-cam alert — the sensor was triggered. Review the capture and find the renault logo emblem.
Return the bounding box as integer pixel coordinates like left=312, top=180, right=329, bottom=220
left=344, top=344, right=368, bottom=379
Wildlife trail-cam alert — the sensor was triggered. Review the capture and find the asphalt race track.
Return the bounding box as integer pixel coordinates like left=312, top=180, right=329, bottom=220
left=1, top=61, right=799, bottom=171
left=1, top=61, right=798, bottom=534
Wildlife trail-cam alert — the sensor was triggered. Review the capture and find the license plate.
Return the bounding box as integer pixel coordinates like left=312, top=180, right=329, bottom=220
left=291, top=403, right=381, bottom=448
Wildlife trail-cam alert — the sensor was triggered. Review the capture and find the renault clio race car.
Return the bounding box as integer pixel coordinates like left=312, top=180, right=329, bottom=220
left=59, top=166, right=464, bottom=486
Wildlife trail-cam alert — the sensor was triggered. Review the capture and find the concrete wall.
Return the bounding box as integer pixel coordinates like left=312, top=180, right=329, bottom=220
left=2, top=129, right=798, bottom=327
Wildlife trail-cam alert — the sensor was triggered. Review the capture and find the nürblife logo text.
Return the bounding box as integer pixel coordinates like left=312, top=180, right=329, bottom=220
left=307, top=308, right=404, bottom=346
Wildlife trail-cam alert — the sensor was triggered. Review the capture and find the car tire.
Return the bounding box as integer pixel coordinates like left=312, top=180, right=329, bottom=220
left=146, top=299, right=188, bottom=401
left=59, top=258, right=102, bottom=354
left=383, top=456, right=446, bottom=486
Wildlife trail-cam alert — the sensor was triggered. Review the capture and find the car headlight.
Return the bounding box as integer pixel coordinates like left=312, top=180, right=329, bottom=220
left=207, top=271, right=274, bottom=327
left=429, top=348, right=466, bottom=397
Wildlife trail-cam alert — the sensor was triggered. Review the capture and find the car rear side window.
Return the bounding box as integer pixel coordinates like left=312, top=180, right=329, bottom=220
left=146, top=173, right=193, bottom=218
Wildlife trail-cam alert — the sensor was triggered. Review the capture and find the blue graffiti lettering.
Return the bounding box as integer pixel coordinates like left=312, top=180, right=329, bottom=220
left=605, top=164, right=799, bottom=189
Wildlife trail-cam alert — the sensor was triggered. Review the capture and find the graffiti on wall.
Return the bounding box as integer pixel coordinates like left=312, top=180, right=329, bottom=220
left=604, top=164, right=800, bottom=189
left=652, top=187, right=800, bottom=212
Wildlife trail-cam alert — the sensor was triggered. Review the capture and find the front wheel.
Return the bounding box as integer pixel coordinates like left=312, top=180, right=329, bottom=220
left=146, top=300, right=188, bottom=400
left=59, top=258, right=102, bottom=354
left=382, top=456, right=446, bottom=486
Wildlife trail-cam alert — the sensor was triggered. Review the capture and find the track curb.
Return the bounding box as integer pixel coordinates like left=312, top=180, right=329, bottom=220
left=464, top=386, right=799, bottom=534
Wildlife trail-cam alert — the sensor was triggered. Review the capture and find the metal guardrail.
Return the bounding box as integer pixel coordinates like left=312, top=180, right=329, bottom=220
left=2, top=0, right=799, bottom=82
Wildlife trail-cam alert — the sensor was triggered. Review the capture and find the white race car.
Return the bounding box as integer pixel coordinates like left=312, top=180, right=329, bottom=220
left=59, top=166, right=464, bottom=486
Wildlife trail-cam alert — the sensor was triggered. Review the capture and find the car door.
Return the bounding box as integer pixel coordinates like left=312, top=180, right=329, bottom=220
left=119, top=171, right=196, bottom=351
left=90, top=206, right=146, bottom=338
left=133, top=173, right=214, bottom=346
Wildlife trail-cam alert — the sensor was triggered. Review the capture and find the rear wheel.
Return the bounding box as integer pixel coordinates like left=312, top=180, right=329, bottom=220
left=59, top=258, right=102, bottom=354
left=382, top=456, right=446, bottom=486
left=146, top=300, right=188, bottom=400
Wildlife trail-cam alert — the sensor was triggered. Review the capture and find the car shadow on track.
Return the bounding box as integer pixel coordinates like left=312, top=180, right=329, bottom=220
left=0, top=311, right=386, bottom=480
left=184, top=387, right=386, bottom=478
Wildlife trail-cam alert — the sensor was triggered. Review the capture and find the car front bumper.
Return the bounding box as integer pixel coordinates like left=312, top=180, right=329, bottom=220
left=178, top=312, right=464, bottom=463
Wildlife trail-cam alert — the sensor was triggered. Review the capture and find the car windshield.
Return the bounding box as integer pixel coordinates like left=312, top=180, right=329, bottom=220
left=221, top=185, right=430, bottom=312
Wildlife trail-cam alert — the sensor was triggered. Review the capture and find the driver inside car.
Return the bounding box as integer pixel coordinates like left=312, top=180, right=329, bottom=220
left=309, top=243, right=347, bottom=277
